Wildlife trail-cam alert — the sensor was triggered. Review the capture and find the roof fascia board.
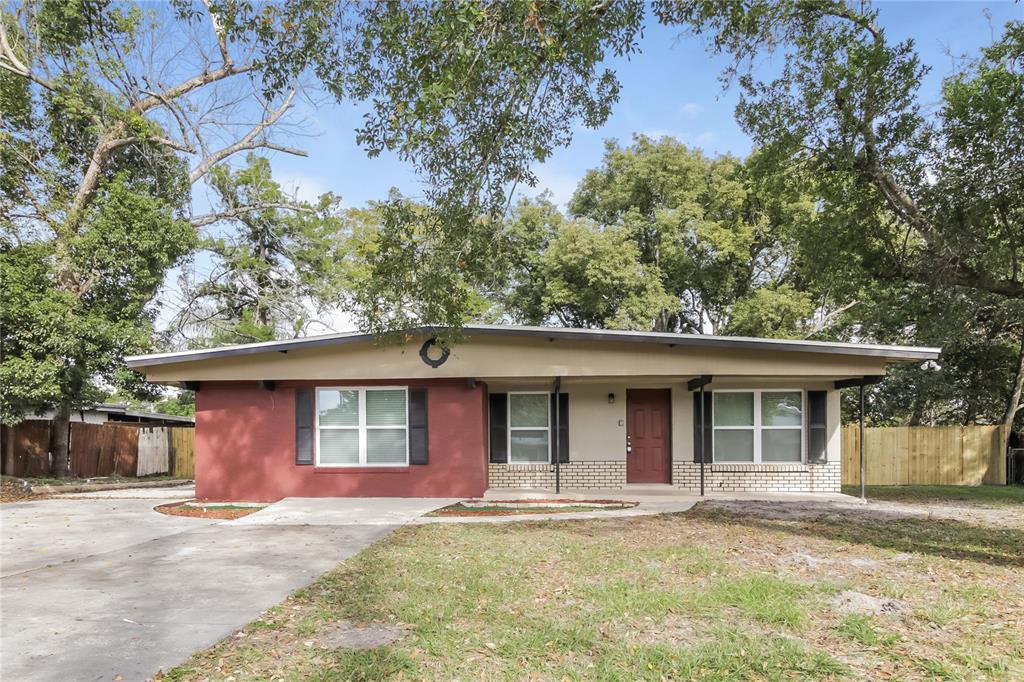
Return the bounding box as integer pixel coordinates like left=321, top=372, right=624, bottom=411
left=125, top=325, right=941, bottom=369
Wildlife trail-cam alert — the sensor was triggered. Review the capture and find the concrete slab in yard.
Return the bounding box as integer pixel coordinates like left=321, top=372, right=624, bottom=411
left=0, top=491, right=435, bottom=682
left=58, top=484, right=198, bottom=500
left=231, top=496, right=459, bottom=526
left=1, top=495, right=209, bottom=577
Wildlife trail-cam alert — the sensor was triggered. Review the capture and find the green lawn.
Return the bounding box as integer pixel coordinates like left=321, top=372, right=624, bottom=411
left=166, top=499, right=1024, bottom=681
left=842, top=484, right=1024, bottom=506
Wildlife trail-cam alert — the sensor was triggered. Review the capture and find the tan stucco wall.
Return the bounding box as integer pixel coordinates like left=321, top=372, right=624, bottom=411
left=141, top=335, right=889, bottom=383
left=487, top=379, right=841, bottom=465
left=487, top=381, right=626, bottom=462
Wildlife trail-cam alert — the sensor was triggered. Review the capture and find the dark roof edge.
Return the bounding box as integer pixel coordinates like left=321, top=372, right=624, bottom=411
left=126, top=324, right=942, bottom=369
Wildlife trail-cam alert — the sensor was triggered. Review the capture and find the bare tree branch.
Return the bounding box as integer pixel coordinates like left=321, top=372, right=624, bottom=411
left=802, top=300, right=860, bottom=338
left=190, top=203, right=316, bottom=228
left=201, top=0, right=233, bottom=67
left=0, top=19, right=53, bottom=90
left=141, top=89, right=196, bottom=151
left=131, top=61, right=252, bottom=114
left=188, top=90, right=306, bottom=183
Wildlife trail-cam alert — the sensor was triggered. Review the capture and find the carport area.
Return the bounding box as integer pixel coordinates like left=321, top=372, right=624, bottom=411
left=0, top=487, right=452, bottom=682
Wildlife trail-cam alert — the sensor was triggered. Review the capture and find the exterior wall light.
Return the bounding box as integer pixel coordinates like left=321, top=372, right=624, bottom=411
left=608, top=393, right=615, bottom=404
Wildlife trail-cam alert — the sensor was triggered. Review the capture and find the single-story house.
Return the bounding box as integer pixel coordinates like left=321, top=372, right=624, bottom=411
left=26, top=403, right=194, bottom=426
left=125, top=325, right=940, bottom=502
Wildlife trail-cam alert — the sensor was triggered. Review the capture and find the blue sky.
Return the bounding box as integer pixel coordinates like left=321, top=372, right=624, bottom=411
left=263, top=1, right=1022, bottom=209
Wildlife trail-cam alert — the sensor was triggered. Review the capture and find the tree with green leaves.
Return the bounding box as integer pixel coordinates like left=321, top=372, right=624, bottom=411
left=2, top=0, right=646, bottom=475
left=565, top=135, right=825, bottom=337
left=173, top=155, right=347, bottom=346
left=655, top=0, right=1023, bottom=439
left=484, top=136, right=838, bottom=337
left=0, top=0, right=310, bottom=475
left=501, top=197, right=674, bottom=329
left=341, top=0, right=645, bottom=337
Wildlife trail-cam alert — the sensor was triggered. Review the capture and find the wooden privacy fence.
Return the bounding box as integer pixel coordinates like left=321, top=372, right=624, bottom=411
left=169, top=427, right=196, bottom=478
left=1, top=421, right=195, bottom=478
left=69, top=423, right=139, bottom=477
left=841, top=425, right=1006, bottom=486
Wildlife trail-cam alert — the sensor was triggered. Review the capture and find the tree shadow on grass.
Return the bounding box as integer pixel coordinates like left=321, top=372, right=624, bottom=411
left=688, top=504, right=1024, bottom=569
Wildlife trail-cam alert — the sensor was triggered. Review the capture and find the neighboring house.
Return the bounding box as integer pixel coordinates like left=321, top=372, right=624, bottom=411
left=126, top=325, right=939, bottom=502
left=27, top=404, right=195, bottom=427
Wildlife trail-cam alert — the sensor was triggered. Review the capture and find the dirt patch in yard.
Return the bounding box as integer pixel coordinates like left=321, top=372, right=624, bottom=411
left=155, top=501, right=262, bottom=520
left=319, top=620, right=409, bottom=650
left=428, top=499, right=638, bottom=516
left=703, top=497, right=1024, bottom=529
left=831, top=590, right=912, bottom=616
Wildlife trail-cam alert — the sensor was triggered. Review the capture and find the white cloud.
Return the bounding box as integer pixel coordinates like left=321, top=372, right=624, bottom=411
left=529, top=165, right=580, bottom=208
left=276, top=172, right=335, bottom=204
left=689, top=131, right=718, bottom=148
left=638, top=130, right=719, bottom=150
left=678, top=102, right=704, bottom=119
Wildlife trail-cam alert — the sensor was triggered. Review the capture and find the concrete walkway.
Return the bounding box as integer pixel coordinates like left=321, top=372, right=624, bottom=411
left=412, top=488, right=858, bottom=524
left=231, top=496, right=461, bottom=526
left=0, top=488, right=439, bottom=682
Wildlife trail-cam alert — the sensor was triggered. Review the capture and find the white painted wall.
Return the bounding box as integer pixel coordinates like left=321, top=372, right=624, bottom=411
left=29, top=408, right=109, bottom=424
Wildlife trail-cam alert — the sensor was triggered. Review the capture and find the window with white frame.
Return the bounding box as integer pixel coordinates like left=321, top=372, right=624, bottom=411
left=508, top=392, right=550, bottom=463
left=316, top=387, right=408, bottom=466
left=713, top=390, right=803, bottom=463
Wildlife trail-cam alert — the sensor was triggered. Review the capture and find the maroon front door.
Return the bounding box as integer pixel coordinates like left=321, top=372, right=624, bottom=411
left=626, top=389, right=672, bottom=483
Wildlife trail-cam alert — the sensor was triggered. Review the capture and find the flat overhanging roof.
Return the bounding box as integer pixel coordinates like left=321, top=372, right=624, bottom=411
left=126, top=324, right=941, bottom=369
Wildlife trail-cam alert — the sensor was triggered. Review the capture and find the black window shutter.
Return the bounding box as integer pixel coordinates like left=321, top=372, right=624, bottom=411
left=409, top=388, right=429, bottom=465
left=807, top=390, right=828, bottom=464
left=549, top=392, right=569, bottom=463
left=692, top=391, right=713, bottom=463
left=488, top=393, right=508, bottom=463
left=295, top=388, right=314, bottom=465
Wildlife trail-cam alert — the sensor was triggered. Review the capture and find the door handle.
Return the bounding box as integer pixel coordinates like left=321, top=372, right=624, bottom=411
left=626, top=435, right=632, bottom=454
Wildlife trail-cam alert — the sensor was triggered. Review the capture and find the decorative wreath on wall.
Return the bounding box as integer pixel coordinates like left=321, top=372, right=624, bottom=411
left=419, top=337, right=450, bottom=368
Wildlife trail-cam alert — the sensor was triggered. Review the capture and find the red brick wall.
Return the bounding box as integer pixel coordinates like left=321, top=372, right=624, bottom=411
left=194, top=379, right=488, bottom=501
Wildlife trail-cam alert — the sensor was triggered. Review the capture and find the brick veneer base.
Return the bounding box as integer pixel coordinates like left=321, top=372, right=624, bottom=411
left=488, top=461, right=627, bottom=489
left=488, top=461, right=841, bottom=493
left=672, top=461, right=841, bottom=493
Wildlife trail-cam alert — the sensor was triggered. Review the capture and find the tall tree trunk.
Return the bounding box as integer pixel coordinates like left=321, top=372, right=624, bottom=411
left=1002, top=332, right=1024, bottom=455
left=50, top=402, right=72, bottom=478
left=908, top=395, right=927, bottom=426
left=2, top=425, right=14, bottom=476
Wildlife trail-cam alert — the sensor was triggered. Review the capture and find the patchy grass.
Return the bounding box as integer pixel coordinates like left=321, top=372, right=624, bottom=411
left=165, top=501, right=1024, bottom=681
left=843, top=484, right=1024, bottom=506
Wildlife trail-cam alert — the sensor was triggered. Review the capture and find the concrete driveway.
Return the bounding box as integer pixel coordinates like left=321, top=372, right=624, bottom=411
left=0, top=488, right=452, bottom=682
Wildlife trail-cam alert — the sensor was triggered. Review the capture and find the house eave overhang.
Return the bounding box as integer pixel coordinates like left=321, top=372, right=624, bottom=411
left=125, top=324, right=942, bottom=370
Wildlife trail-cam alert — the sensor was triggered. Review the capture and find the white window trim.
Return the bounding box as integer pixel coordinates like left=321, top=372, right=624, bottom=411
left=507, top=391, right=551, bottom=465
left=712, top=389, right=805, bottom=464
left=315, top=386, right=409, bottom=467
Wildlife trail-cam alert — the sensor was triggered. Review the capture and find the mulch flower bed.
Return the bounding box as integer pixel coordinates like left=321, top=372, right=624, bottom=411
left=155, top=501, right=263, bottom=520
left=429, top=499, right=638, bottom=517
